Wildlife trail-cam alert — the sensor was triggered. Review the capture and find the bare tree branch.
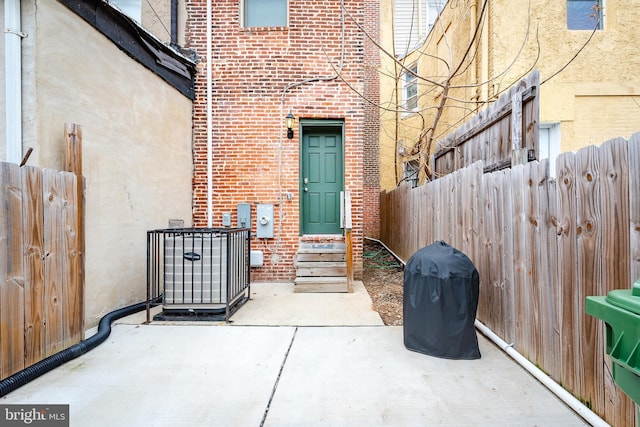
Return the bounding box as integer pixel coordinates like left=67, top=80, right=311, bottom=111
left=330, top=1, right=600, bottom=184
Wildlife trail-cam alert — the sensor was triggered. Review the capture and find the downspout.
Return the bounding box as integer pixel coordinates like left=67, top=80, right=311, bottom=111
left=206, top=0, right=212, bottom=227
left=5, top=0, right=24, bottom=164
left=170, top=0, right=177, bottom=45
left=469, top=0, right=478, bottom=102
left=363, top=236, right=609, bottom=427
left=480, top=0, right=489, bottom=102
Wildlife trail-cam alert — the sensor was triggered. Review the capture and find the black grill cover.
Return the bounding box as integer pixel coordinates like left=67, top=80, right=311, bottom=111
left=403, top=241, right=481, bottom=359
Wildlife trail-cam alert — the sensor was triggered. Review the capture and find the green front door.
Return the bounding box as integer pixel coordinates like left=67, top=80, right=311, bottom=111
left=301, top=126, right=343, bottom=234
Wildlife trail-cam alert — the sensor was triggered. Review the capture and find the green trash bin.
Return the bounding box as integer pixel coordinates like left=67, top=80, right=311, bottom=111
left=586, top=279, right=640, bottom=416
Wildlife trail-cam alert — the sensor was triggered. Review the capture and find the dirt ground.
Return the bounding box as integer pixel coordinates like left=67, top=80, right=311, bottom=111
left=362, top=240, right=404, bottom=326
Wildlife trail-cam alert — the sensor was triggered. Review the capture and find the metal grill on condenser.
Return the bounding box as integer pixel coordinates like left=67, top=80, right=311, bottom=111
left=146, top=228, right=250, bottom=321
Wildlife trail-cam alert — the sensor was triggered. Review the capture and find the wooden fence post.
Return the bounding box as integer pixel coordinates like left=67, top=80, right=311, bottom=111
left=511, top=91, right=529, bottom=166
left=64, top=123, right=84, bottom=339
left=0, top=162, right=26, bottom=378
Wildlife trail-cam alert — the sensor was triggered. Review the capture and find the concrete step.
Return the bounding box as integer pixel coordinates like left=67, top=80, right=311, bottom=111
left=296, top=261, right=347, bottom=277
left=293, top=277, right=349, bottom=293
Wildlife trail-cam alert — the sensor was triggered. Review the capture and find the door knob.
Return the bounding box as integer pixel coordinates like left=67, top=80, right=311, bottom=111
left=304, top=187, right=308, bottom=192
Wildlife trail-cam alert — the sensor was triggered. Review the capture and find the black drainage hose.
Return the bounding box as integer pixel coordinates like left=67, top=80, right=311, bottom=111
left=0, top=300, right=151, bottom=397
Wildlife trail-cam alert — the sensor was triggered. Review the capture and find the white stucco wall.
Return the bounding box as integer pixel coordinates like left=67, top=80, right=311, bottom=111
left=24, top=0, right=193, bottom=328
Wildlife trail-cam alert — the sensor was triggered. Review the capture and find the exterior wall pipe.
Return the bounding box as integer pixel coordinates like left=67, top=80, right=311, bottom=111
left=170, top=0, right=177, bottom=45
left=480, top=0, right=489, bottom=102
left=365, top=236, right=609, bottom=426
left=364, top=236, right=405, bottom=267
left=5, top=0, right=24, bottom=164
left=206, top=0, right=212, bottom=227
left=474, top=319, right=609, bottom=427
left=469, top=0, right=477, bottom=91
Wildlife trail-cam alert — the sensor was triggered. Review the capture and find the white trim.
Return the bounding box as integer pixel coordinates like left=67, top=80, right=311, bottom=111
left=539, top=122, right=561, bottom=178
left=402, top=63, right=419, bottom=116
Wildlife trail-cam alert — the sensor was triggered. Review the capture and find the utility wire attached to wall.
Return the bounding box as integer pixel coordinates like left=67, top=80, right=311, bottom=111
left=268, top=0, right=348, bottom=262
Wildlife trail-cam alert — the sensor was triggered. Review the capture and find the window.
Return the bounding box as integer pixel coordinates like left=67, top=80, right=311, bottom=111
left=567, top=0, right=603, bottom=30
left=403, top=160, right=420, bottom=188
left=111, top=0, right=141, bottom=22
left=427, top=0, right=446, bottom=33
left=394, top=0, right=446, bottom=56
left=403, top=64, right=418, bottom=113
left=539, top=123, right=561, bottom=178
left=242, top=0, right=288, bottom=27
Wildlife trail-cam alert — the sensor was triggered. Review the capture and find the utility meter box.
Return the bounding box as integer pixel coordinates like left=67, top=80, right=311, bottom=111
left=237, top=203, right=251, bottom=229
left=256, top=204, right=274, bottom=238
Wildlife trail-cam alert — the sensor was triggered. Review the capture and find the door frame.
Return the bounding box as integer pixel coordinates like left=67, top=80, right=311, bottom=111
left=299, top=119, right=345, bottom=236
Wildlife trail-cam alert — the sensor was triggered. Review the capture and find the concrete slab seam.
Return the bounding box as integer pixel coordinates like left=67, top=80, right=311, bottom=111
left=260, top=326, right=298, bottom=427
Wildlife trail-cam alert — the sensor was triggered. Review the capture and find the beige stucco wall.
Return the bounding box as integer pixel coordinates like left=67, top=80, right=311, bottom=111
left=139, top=0, right=186, bottom=45
left=489, top=0, right=640, bottom=152
left=20, top=0, right=193, bottom=328
left=141, top=0, right=171, bottom=44
left=381, top=0, right=477, bottom=188
left=379, top=0, right=399, bottom=189
left=381, top=0, right=640, bottom=189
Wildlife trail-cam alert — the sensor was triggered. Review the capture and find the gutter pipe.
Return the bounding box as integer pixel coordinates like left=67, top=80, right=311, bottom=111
left=170, top=0, right=177, bottom=45
left=206, top=0, right=212, bottom=227
left=5, top=0, right=24, bottom=164
left=0, top=300, right=152, bottom=397
left=364, top=235, right=609, bottom=426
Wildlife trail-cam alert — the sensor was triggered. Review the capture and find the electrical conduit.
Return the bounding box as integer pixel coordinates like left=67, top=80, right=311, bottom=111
left=206, top=0, right=213, bottom=227
left=5, top=0, right=23, bottom=163
left=474, top=320, right=609, bottom=427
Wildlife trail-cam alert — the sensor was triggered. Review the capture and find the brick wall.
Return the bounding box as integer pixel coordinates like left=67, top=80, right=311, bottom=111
left=185, top=0, right=379, bottom=280
left=363, top=0, right=381, bottom=239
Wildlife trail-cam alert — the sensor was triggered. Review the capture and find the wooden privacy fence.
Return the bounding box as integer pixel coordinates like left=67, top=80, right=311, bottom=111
left=0, top=161, right=83, bottom=380
left=381, top=133, right=640, bottom=427
left=432, top=71, right=539, bottom=177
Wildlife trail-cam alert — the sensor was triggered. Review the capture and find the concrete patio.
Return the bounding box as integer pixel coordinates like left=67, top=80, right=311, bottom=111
left=1, top=282, right=592, bottom=426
